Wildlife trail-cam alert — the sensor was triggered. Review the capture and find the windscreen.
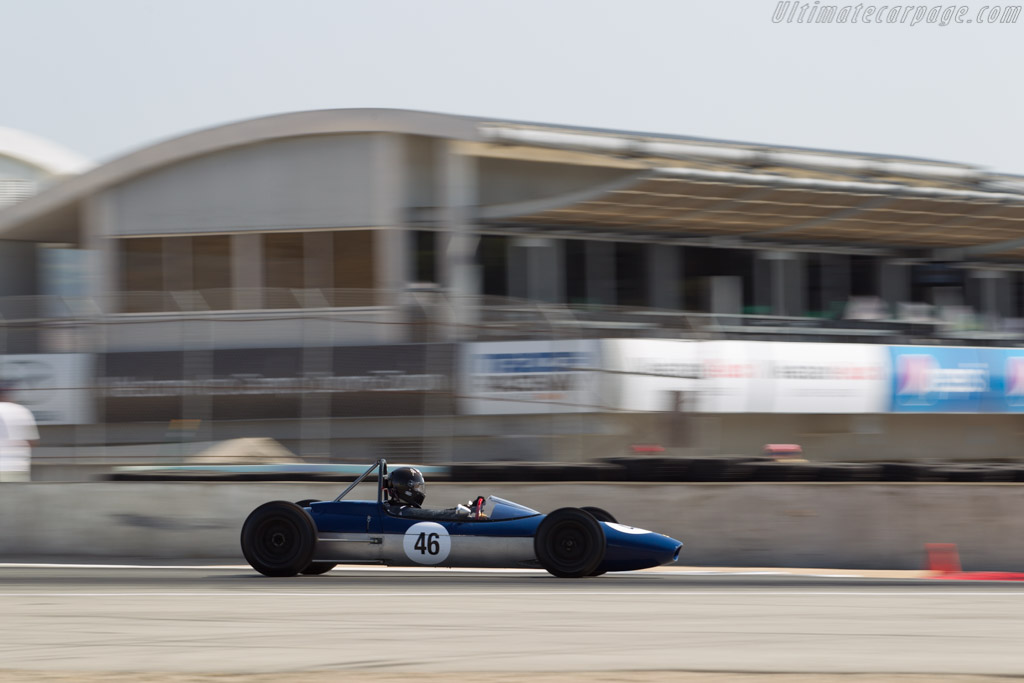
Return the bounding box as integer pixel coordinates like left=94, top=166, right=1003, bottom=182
left=486, top=496, right=540, bottom=520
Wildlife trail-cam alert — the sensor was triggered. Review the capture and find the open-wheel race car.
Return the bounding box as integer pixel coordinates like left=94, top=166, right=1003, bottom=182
left=240, top=459, right=682, bottom=578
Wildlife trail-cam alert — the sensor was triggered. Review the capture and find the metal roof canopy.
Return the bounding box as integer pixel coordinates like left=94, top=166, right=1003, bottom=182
left=481, top=166, right=1024, bottom=261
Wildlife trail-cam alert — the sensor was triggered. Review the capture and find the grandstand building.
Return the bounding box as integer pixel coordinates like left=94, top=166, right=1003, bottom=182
left=2, top=109, right=1024, bottom=470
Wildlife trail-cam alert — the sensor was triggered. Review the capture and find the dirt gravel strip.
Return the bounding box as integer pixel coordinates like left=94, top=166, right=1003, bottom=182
left=0, top=672, right=1018, bottom=683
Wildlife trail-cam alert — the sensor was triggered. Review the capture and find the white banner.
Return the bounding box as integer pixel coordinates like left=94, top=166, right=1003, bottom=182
left=602, top=340, right=889, bottom=414
left=458, top=340, right=602, bottom=414
left=766, top=342, right=890, bottom=413
left=0, top=354, right=94, bottom=425
left=601, top=339, right=701, bottom=412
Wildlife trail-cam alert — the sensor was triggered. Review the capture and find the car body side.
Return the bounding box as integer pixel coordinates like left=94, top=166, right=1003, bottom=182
left=304, top=498, right=682, bottom=573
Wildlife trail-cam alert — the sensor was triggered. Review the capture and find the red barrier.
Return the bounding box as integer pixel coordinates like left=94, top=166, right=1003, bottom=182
left=926, top=543, right=1024, bottom=580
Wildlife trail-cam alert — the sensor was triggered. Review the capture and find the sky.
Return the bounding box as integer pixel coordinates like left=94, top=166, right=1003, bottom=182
left=3, top=0, right=1023, bottom=173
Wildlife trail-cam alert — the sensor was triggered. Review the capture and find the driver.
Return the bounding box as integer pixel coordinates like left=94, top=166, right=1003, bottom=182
left=384, top=467, right=485, bottom=520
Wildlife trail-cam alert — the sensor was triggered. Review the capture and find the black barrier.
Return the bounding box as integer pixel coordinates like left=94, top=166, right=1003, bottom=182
left=449, top=462, right=626, bottom=482
left=809, top=463, right=883, bottom=482
left=98, top=344, right=456, bottom=422
left=103, top=459, right=1024, bottom=483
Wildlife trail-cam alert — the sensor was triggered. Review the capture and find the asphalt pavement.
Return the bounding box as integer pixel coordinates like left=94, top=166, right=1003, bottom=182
left=1, top=563, right=1023, bottom=681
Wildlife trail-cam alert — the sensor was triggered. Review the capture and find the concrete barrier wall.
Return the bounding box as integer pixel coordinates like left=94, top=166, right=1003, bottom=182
left=2, top=482, right=1022, bottom=570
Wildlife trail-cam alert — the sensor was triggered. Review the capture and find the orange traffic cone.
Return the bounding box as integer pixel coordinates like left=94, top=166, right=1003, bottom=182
left=925, top=543, right=962, bottom=574
left=926, top=543, right=1024, bottom=581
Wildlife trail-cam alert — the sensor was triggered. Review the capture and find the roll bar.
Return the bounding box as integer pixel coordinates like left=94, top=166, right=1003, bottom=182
left=332, top=459, right=388, bottom=503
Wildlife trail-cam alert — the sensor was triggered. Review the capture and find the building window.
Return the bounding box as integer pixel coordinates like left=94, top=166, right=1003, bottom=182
left=477, top=235, right=508, bottom=297
left=412, top=230, right=436, bottom=284
left=192, top=235, right=232, bottom=309
left=615, top=242, right=647, bottom=307
left=120, top=237, right=165, bottom=312
left=263, top=233, right=304, bottom=308
left=334, top=230, right=375, bottom=305
left=334, top=230, right=374, bottom=288
left=850, top=255, right=878, bottom=297
left=564, top=240, right=587, bottom=304
left=911, top=263, right=965, bottom=306
left=682, top=247, right=754, bottom=313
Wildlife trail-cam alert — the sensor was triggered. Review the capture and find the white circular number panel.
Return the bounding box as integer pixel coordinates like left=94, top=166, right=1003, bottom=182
left=402, top=522, right=452, bottom=565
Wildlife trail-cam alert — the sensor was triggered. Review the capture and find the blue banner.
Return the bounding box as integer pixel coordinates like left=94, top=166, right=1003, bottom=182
left=889, top=346, right=1024, bottom=413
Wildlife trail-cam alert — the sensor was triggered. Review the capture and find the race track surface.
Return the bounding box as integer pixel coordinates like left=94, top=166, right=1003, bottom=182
left=2, top=563, right=1024, bottom=683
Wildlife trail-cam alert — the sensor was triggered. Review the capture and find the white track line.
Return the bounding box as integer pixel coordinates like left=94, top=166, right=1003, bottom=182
left=0, top=591, right=1022, bottom=598
left=0, top=563, right=870, bottom=578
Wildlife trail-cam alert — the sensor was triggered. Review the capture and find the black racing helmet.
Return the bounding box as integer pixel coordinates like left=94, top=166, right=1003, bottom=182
left=387, top=466, right=426, bottom=507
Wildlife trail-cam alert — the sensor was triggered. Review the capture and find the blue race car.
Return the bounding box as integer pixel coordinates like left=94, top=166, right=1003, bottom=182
left=240, top=459, right=682, bottom=578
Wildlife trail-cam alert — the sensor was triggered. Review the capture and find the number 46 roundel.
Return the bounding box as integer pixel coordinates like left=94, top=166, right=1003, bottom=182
left=402, top=522, right=452, bottom=565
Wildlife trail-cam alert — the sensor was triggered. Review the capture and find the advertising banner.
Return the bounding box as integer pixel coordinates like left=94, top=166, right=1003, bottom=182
left=698, top=340, right=765, bottom=413
left=603, top=340, right=889, bottom=414
left=889, top=345, right=1024, bottom=413
left=767, top=342, right=890, bottom=414
left=0, top=354, right=94, bottom=425
left=600, top=339, right=701, bottom=412
left=458, top=340, right=602, bottom=414
left=988, top=348, right=1024, bottom=412
left=98, top=344, right=455, bottom=422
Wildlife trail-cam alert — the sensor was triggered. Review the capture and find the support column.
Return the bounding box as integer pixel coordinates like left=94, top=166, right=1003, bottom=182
left=880, top=260, right=911, bottom=318
left=753, top=251, right=772, bottom=314
left=508, top=240, right=527, bottom=300
left=0, top=241, right=38, bottom=297
left=756, top=250, right=805, bottom=317
left=648, top=244, right=681, bottom=310
left=0, top=240, right=40, bottom=353
left=372, top=134, right=411, bottom=304
left=1008, top=272, right=1019, bottom=319
left=509, top=237, right=561, bottom=303
left=787, top=252, right=807, bottom=317
left=759, top=251, right=793, bottom=316
left=81, top=192, right=117, bottom=314
left=436, top=140, right=481, bottom=332
left=585, top=241, right=615, bottom=306
left=820, top=253, right=850, bottom=316
left=974, top=269, right=1007, bottom=330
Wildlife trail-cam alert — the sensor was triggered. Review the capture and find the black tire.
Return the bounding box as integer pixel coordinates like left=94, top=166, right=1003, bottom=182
left=579, top=507, right=616, bottom=576
left=580, top=506, right=617, bottom=523
left=241, top=501, right=317, bottom=577
left=290, top=500, right=335, bottom=575
left=534, top=507, right=606, bottom=578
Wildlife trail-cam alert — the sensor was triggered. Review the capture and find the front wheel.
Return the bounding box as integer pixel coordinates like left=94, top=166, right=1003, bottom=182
left=579, top=506, right=616, bottom=575
left=241, top=501, right=317, bottom=577
left=534, top=507, right=606, bottom=578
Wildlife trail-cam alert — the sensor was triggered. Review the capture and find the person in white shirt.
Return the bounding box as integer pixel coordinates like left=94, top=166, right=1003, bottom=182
left=0, top=382, right=39, bottom=483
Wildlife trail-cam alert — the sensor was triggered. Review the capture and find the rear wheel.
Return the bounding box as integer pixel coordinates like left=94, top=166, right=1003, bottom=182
left=241, top=501, right=317, bottom=577
left=580, top=506, right=617, bottom=523
left=292, top=500, right=336, bottom=575
left=534, top=507, right=606, bottom=578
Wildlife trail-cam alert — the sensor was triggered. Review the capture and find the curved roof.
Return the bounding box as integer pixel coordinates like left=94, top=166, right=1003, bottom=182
left=0, top=108, right=485, bottom=241
left=4, top=107, right=1024, bottom=261
left=0, top=126, right=92, bottom=176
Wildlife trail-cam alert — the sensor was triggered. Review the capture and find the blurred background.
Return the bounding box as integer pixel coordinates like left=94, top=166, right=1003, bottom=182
left=3, top=1, right=1024, bottom=482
